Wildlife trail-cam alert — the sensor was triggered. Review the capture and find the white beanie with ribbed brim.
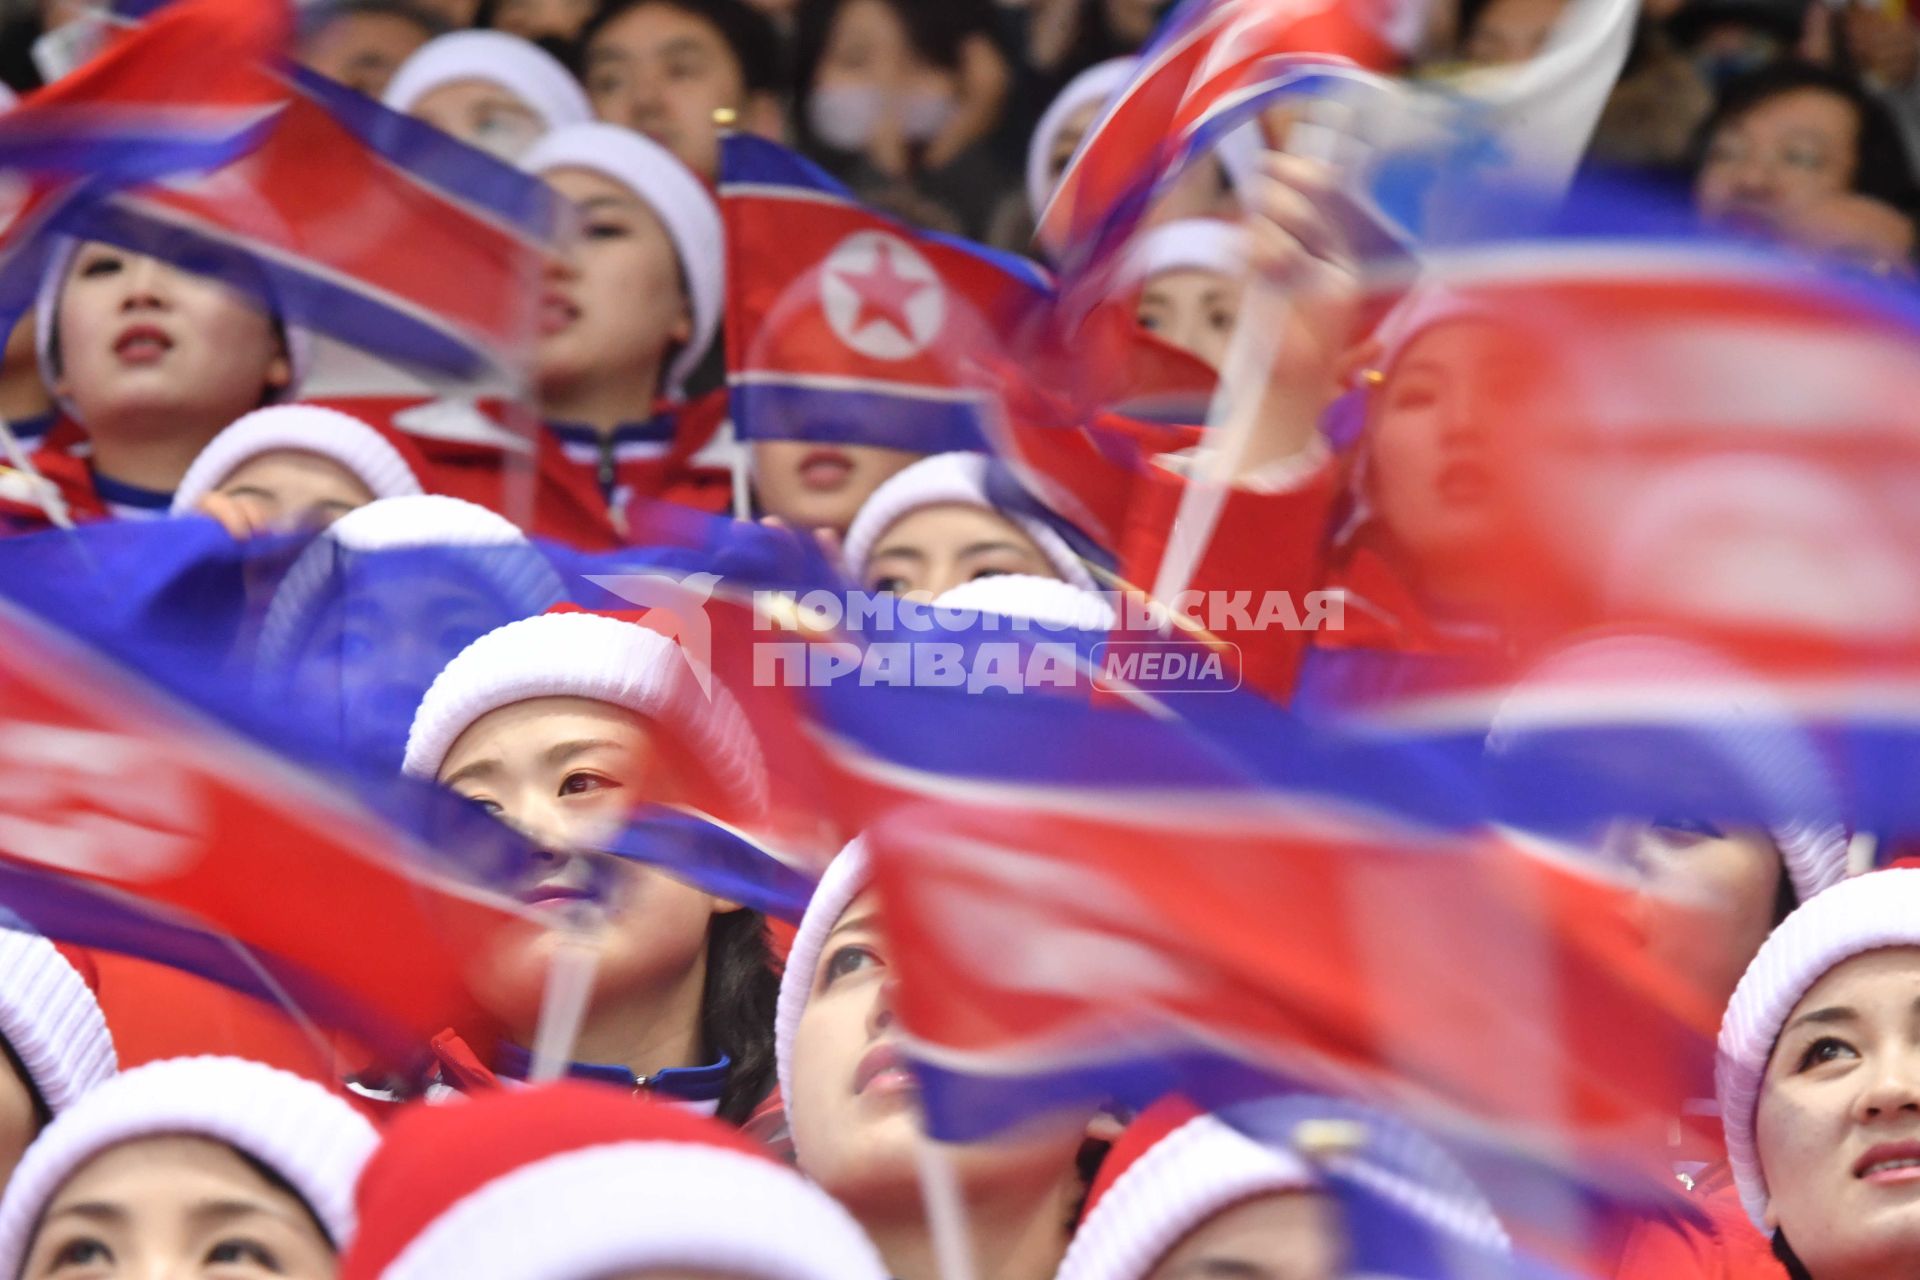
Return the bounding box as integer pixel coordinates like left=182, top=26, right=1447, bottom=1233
left=0, top=930, right=115, bottom=1116
left=775, top=838, right=872, bottom=1109
left=933, top=574, right=1117, bottom=632
left=1055, top=1111, right=1317, bottom=1280
left=1026, top=58, right=1136, bottom=223
left=1119, top=218, right=1250, bottom=290
left=254, top=495, right=564, bottom=670
left=383, top=30, right=592, bottom=131
left=522, top=122, right=722, bottom=401
left=170, top=404, right=423, bottom=516
left=841, top=453, right=1098, bottom=592
left=1719, top=869, right=1920, bottom=1229
left=0, top=1056, right=378, bottom=1274
left=378, top=1141, right=888, bottom=1280
left=402, top=611, right=769, bottom=820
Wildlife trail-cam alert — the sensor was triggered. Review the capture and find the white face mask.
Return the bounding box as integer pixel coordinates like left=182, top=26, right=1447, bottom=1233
left=808, top=83, right=956, bottom=153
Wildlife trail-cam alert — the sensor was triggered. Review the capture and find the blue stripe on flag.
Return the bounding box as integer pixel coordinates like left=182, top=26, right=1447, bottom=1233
left=728, top=381, right=989, bottom=453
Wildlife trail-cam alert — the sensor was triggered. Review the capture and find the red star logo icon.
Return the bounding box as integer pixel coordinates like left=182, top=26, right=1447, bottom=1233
left=835, top=239, right=929, bottom=344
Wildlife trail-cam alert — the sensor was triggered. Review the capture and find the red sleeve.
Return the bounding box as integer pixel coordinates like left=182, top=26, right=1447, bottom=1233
left=1117, top=458, right=1341, bottom=702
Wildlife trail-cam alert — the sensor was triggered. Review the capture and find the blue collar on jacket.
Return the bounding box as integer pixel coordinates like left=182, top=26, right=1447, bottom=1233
left=492, top=1043, right=731, bottom=1102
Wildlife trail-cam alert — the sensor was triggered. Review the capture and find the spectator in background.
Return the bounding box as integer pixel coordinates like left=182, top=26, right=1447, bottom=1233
left=1692, top=61, right=1919, bottom=241
left=1123, top=219, right=1248, bottom=373
left=383, top=30, right=593, bottom=161
left=415, top=0, right=484, bottom=27
left=490, top=0, right=599, bottom=51
left=792, top=0, right=1013, bottom=237
left=298, top=0, right=448, bottom=98
left=1458, top=0, right=1567, bottom=66
left=1779, top=188, right=1919, bottom=277
left=580, top=0, right=788, bottom=181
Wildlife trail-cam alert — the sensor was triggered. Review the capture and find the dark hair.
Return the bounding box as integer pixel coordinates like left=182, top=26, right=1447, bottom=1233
left=1773, top=1229, right=1814, bottom=1280
left=791, top=0, right=996, bottom=95
left=296, top=0, right=451, bottom=45
left=1068, top=1134, right=1114, bottom=1229
left=703, top=907, right=780, bottom=1124
left=1688, top=60, right=1920, bottom=213
left=580, top=0, right=785, bottom=96
left=0, top=1035, right=50, bottom=1134
left=1771, top=861, right=1799, bottom=928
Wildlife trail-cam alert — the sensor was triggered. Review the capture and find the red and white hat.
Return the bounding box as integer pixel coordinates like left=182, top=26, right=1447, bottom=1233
left=0, top=1056, right=378, bottom=1274
left=1719, top=868, right=1920, bottom=1229
left=383, top=30, right=593, bottom=133
left=1118, top=217, right=1250, bottom=290
left=0, top=930, right=115, bottom=1116
left=339, top=1082, right=888, bottom=1280
left=1055, top=1097, right=1318, bottom=1280
left=774, top=837, right=872, bottom=1109
left=170, top=404, right=424, bottom=516
left=403, top=609, right=768, bottom=821
left=933, top=574, right=1117, bottom=632
left=842, top=453, right=1100, bottom=592
left=521, top=122, right=722, bottom=401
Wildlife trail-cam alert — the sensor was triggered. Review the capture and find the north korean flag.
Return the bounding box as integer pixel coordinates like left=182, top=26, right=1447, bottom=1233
left=720, top=134, right=1053, bottom=455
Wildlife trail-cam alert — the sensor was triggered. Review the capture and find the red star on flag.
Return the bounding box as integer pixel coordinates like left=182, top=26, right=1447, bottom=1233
left=835, top=239, right=929, bottom=344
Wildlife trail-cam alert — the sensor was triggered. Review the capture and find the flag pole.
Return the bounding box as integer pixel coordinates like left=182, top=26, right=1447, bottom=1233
left=0, top=414, right=73, bottom=531
left=1149, top=105, right=1344, bottom=607
left=914, top=1134, right=979, bottom=1280
left=527, top=933, right=598, bottom=1082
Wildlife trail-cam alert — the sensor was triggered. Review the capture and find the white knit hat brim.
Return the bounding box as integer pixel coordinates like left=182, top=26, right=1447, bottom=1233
left=0, top=1056, right=378, bottom=1275
left=381, top=1141, right=888, bottom=1280
left=0, top=930, right=115, bottom=1115
left=932, top=574, right=1117, bottom=632
left=775, top=838, right=872, bottom=1108
left=841, top=452, right=1098, bottom=592
left=253, top=494, right=564, bottom=671
left=522, top=123, right=722, bottom=401
left=1119, top=218, right=1251, bottom=290
left=1055, top=1113, right=1317, bottom=1280
left=169, top=404, right=424, bottom=515
left=1026, top=58, right=1137, bottom=222
left=1718, top=869, right=1920, bottom=1229
left=382, top=30, right=593, bottom=131
left=403, top=611, right=769, bottom=820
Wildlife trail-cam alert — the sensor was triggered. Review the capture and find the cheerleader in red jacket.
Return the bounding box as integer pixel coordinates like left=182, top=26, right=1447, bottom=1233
left=388, top=609, right=779, bottom=1128
left=0, top=240, right=304, bottom=530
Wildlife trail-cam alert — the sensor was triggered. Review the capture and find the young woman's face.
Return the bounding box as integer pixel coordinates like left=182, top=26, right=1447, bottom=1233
left=1618, top=822, right=1784, bottom=1013
left=55, top=243, right=290, bottom=438
left=810, top=0, right=957, bottom=150
left=583, top=3, right=748, bottom=179
left=537, top=168, right=692, bottom=405
left=1144, top=1192, right=1345, bottom=1280
left=1756, top=945, right=1920, bottom=1278
left=438, top=696, right=729, bottom=1032
left=0, top=1048, right=40, bottom=1192
left=1136, top=268, right=1243, bottom=372
left=20, top=1136, right=336, bottom=1279
left=751, top=442, right=920, bottom=534
left=864, top=504, right=1056, bottom=600
left=788, top=889, right=1092, bottom=1215
left=1365, top=320, right=1516, bottom=573
left=1695, top=89, right=1862, bottom=234
left=214, top=451, right=375, bottom=533
left=1045, top=101, right=1105, bottom=202
left=406, top=78, right=546, bottom=162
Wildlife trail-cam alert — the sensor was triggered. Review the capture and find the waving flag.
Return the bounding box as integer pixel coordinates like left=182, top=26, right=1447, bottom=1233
left=0, top=593, right=527, bottom=1057
left=720, top=134, right=1052, bottom=455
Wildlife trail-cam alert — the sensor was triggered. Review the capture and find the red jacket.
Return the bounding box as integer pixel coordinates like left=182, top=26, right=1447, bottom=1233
left=1613, top=1166, right=1788, bottom=1279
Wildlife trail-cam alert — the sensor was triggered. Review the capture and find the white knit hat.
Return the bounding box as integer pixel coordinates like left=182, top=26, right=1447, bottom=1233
left=522, top=122, right=723, bottom=400
left=382, top=30, right=593, bottom=131
left=170, top=404, right=424, bottom=516
left=1027, top=58, right=1137, bottom=221
left=402, top=610, right=769, bottom=820
left=256, top=494, right=565, bottom=670
left=1718, top=869, right=1920, bottom=1230
left=774, top=838, right=872, bottom=1109
left=841, top=453, right=1100, bottom=592
left=933, top=574, right=1117, bottom=632
left=0, top=930, right=115, bottom=1116
left=0, top=1056, right=379, bottom=1274
left=342, top=1083, right=887, bottom=1280
left=1119, top=217, right=1251, bottom=289
left=1055, top=1101, right=1319, bottom=1280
